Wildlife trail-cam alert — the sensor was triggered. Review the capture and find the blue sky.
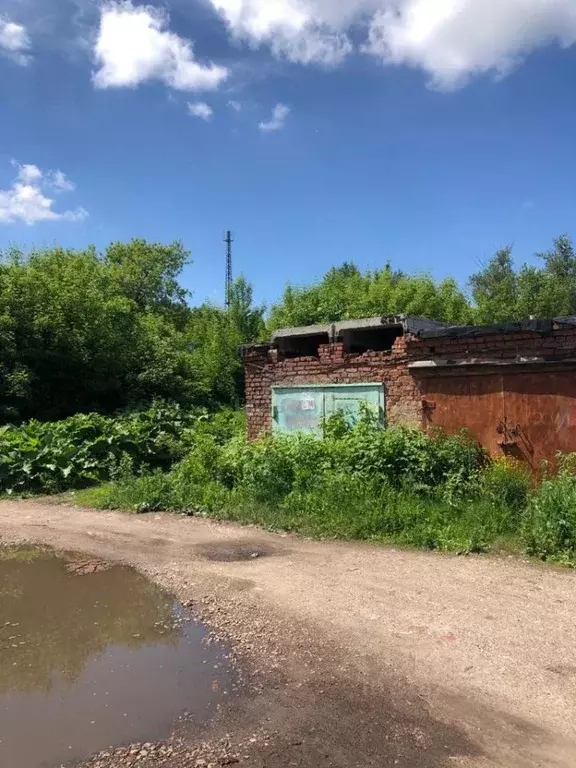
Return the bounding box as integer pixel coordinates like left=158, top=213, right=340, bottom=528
left=1, top=0, right=575, bottom=308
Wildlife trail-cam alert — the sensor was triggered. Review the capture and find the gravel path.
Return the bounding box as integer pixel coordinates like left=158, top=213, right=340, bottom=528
left=1, top=499, right=575, bottom=768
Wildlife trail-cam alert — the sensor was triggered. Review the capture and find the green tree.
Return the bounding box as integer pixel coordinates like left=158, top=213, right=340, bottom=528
left=105, top=238, right=191, bottom=327
left=188, top=277, right=265, bottom=406
left=536, top=234, right=576, bottom=316
left=514, top=265, right=551, bottom=320
left=470, top=247, right=518, bottom=323
left=0, top=242, right=197, bottom=421
left=189, top=306, right=242, bottom=406
left=470, top=236, right=576, bottom=323
left=228, top=275, right=265, bottom=343
left=268, top=262, right=472, bottom=332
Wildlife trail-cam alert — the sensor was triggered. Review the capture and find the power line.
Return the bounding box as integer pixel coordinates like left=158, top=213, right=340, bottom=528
left=224, top=230, right=233, bottom=310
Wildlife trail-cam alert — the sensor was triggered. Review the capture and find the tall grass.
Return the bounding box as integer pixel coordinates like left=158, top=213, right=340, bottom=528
left=78, top=412, right=576, bottom=561
left=522, top=456, right=576, bottom=564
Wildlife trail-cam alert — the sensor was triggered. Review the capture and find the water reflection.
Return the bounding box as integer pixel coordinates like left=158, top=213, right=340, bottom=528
left=0, top=548, right=234, bottom=768
left=0, top=549, right=178, bottom=694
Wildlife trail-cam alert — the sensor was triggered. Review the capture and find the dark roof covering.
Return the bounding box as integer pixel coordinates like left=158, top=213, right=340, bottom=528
left=417, top=319, right=552, bottom=339
left=401, top=316, right=453, bottom=336
left=336, top=315, right=451, bottom=336
left=418, top=316, right=576, bottom=339
left=553, top=316, right=576, bottom=327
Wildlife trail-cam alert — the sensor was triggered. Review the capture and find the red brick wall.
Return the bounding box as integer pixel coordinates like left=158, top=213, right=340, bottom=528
left=245, top=336, right=423, bottom=440
left=405, top=326, right=576, bottom=362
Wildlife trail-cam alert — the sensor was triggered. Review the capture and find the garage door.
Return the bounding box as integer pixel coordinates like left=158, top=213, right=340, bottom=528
left=272, top=384, right=385, bottom=435
left=419, top=369, right=576, bottom=470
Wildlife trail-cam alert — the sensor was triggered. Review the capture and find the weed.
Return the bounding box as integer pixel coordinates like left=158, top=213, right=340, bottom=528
left=51, top=414, right=576, bottom=563
left=523, top=455, right=576, bottom=563
left=82, top=420, right=534, bottom=556
left=0, top=404, right=243, bottom=496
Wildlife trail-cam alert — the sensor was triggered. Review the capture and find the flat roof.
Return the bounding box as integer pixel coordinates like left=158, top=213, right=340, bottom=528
left=272, top=323, right=332, bottom=341
left=270, top=315, right=576, bottom=344
left=271, top=315, right=451, bottom=343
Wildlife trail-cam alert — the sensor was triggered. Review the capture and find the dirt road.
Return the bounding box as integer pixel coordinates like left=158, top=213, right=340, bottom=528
left=1, top=500, right=575, bottom=768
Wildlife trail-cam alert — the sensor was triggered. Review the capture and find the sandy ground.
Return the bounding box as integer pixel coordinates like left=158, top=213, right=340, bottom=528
left=0, top=499, right=575, bottom=768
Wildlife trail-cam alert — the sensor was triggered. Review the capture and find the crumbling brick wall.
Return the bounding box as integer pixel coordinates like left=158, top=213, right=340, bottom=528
left=405, top=326, right=576, bottom=364
left=245, top=336, right=423, bottom=441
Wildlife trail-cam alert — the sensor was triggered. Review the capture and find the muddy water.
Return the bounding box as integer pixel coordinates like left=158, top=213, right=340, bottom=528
left=0, top=547, right=235, bottom=768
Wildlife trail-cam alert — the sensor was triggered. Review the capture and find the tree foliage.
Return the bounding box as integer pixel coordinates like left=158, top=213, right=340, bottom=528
left=0, top=242, right=263, bottom=422
left=469, top=247, right=517, bottom=324
left=470, top=235, right=576, bottom=323
left=268, top=262, right=474, bottom=330
left=269, top=235, right=576, bottom=332
left=188, top=276, right=265, bottom=407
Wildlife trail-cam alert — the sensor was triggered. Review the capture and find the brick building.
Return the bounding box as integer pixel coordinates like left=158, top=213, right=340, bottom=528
left=243, top=315, right=576, bottom=469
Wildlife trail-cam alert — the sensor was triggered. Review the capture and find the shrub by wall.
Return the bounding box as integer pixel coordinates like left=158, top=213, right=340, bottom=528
left=79, top=416, right=544, bottom=557
left=523, top=456, right=576, bottom=563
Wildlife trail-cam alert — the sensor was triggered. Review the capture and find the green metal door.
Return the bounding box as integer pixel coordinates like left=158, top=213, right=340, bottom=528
left=272, top=384, right=385, bottom=435
left=324, top=384, right=384, bottom=428
left=272, top=387, right=325, bottom=435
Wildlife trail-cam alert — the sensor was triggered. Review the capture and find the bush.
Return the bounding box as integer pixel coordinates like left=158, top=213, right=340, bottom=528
left=83, top=420, right=525, bottom=555
left=73, top=416, right=576, bottom=563
left=0, top=403, right=241, bottom=495
left=83, top=472, right=174, bottom=514
left=523, top=455, right=576, bottom=562
left=332, top=423, right=484, bottom=496
left=480, top=457, right=531, bottom=523
left=194, top=408, right=247, bottom=445
left=217, top=419, right=485, bottom=502
left=273, top=476, right=516, bottom=553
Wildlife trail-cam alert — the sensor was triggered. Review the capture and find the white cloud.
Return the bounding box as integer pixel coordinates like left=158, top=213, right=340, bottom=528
left=228, top=100, right=242, bottom=111
left=93, top=1, right=229, bottom=91
left=187, top=101, right=214, bottom=120
left=209, top=0, right=576, bottom=87
left=209, top=0, right=357, bottom=65
left=259, top=103, right=291, bottom=132
left=365, top=0, right=576, bottom=90
left=0, top=15, right=32, bottom=65
left=0, top=162, right=88, bottom=226
left=16, top=163, right=43, bottom=186
left=48, top=169, right=76, bottom=193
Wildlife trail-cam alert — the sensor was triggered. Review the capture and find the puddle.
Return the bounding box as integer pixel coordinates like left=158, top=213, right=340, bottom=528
left=0, top=547, right=236, bottom=768
left=198, top=541, right=277, bottom=562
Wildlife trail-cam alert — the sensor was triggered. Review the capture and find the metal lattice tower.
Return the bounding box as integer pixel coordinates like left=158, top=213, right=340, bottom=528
left=224, top=230, right=233, bottom=310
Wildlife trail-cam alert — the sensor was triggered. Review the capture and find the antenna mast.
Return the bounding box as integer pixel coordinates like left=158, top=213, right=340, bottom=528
left=224, top=230, right=233, bottom=310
